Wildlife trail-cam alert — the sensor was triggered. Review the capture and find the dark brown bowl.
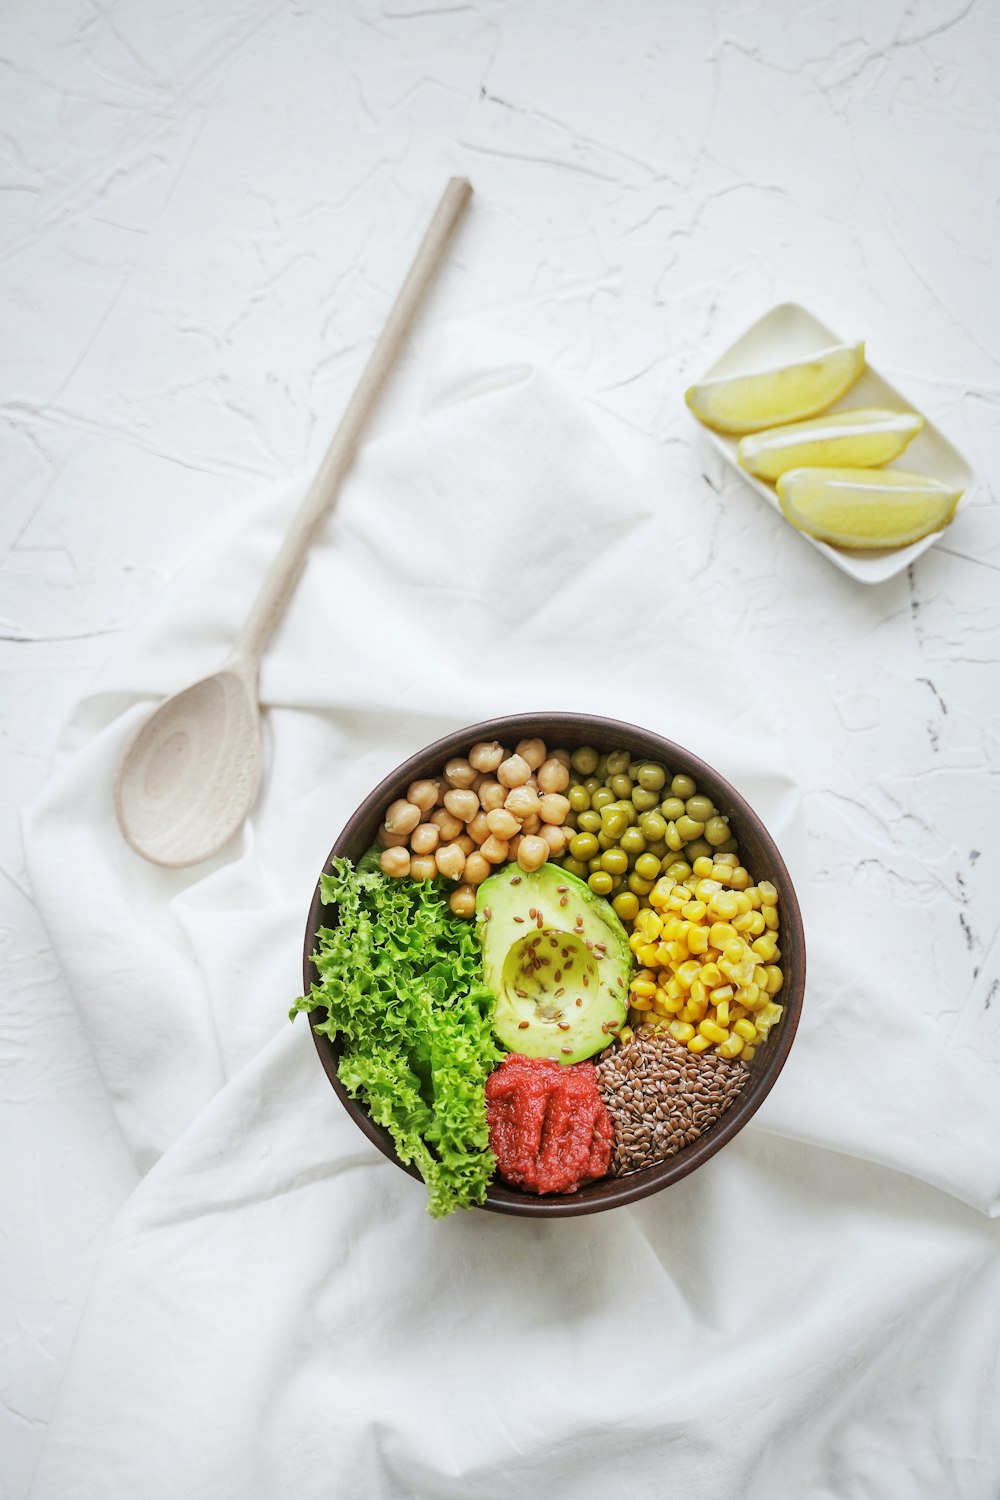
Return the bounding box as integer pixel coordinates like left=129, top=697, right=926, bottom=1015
left=303, top=713, right=805, bottom=1218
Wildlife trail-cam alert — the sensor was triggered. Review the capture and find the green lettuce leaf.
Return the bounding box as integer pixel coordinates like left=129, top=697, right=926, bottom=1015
left=291, top=855, right=501, bottom=1218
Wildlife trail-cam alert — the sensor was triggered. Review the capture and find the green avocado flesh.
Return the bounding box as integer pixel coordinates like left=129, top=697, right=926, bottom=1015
left=476, top=864, right=632, bottom=1064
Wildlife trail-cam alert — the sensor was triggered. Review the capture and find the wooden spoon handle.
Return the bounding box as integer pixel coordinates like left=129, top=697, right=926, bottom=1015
left=232, top=176, right=473, bottom=670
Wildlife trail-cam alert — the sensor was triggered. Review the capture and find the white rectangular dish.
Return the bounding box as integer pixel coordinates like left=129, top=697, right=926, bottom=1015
left=688, top=302, right=974, bottom=585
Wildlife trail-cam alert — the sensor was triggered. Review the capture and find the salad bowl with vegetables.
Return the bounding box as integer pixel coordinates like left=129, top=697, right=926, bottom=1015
left=294, top=714, right=805, bottom=1219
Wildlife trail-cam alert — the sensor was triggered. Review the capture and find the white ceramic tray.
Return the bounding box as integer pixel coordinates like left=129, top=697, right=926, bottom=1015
left=688, top=302, right=974, bottom=584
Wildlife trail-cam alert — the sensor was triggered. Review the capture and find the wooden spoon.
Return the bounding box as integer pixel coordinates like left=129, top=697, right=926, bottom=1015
left=114, top=177, right=472, bottom=867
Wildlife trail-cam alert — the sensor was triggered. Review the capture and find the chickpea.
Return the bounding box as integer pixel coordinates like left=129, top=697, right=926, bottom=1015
left=407, top=779, right=440, bottom=813
left=521, top=813, right=542, bottom=835
left=515, top=738, right=547, bottom=770
left=537, top=758, right=570, bottom=794
left=384, top=798, right=421, bottom=836
left=468, top=740, right=506, bottom=773
left=507, top=833, right=522, bottom=860
left=455, top=834, right=476, bottom=856
left=430, top=808, right=463, bottom=841
left=504, top=785, right=539, bottom=820
left=497, top=754, right=531, bottom=789
left=449, top=884, right=477, bottom=918
left=538, top=792, right=570, bottom=825
left=409, top=855, right=437, bottom=881
left=480, top=834, right=510, bottom=865
left=377, top=823, right=408, bottom=849
left=464, top=851, right=491, bottom=885
left=485, top=808, right=520, bottom=840
left=467, top=810, right=491, bottom=845
left=379, top=846, right=411, bottom=877
left=540, top=823, right=568, bottom=855
left=444, top=756, right=477, bottom=789
left=478, top=780, right=507, bottom=812
left=410, top=823, right=440, bottom=856
left=517, top=835, right=549, bottom=873
left=443, top=787, right=479, bottom=822
left=435, top=843, right=467, bottom=881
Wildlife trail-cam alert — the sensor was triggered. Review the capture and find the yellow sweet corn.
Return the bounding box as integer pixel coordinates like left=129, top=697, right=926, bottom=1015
left=687, top=1034, right=712, bottom=1053
left=734, top=1018, right=757, bottom=1041
left=698, top=1018, right=730, bottom=1044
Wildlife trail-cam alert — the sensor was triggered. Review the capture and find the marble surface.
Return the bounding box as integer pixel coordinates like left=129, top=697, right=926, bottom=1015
left=2, top=2, right=999, bottom=1494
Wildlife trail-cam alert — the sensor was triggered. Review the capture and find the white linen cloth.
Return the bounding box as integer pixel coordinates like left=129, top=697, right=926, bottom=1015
left=23, top=364, right=1000, bottom=1499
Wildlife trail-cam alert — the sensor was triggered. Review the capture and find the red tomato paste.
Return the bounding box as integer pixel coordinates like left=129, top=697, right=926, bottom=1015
left=485, top=1054, right=614, bottom=1194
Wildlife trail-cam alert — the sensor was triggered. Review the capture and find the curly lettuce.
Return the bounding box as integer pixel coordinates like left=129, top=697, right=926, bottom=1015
left=291, top=852, right=501, bottom=1218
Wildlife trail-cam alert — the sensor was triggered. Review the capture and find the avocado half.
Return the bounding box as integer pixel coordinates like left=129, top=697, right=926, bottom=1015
left=476, top=864, right=632, bottom=1064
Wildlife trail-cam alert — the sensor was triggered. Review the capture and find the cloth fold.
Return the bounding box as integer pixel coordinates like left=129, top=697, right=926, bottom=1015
left=23, top=365, right=1000, bottom=1499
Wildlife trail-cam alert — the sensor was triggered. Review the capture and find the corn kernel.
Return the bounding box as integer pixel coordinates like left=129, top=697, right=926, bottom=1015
left=732, top=913, right=755, bottom=934
left=735, top=982, right=761, bottom=1008
left=692, top=856, right=715, bottom=878
left=669, top=1020, right=695, bottom=1043
left=763, top=905, right=780, bottom=931
left=734, top=1018, right=757, bottom=1041
left=618, top=1026, right=634, bottom=1045
left=637, top=943, right=660, bottom=967
left=729, top=1002, right=747, bottom=1022
left=665, top=976, right=683, bottom=1001
left=676, top=959, right=702, bottom=989
left=700, top=961, right=722, bottom=987
left=682, top=900, right=707, bottom=922
left=715, top=998, right=730, bottom=1026
left=651, top=998, right=672, bottom=1018
left=649, top=879, right=673, bottom=908
left=628, top=933, right=645, bottom=954
left=734, top=892, right=753, bottom=915
left=730, top=867, right=750, bottom=891
left=695, top=878, right=722, bottom=902
left=630, top=980, right=656, bottom=999
left=709, top=922, right=737, bottom=950
left=664, top=992, right=685, bottom=1014
left=682, top=995, right=708, bottom=1022
left=687, top=926, right=709, bottom=955
left=758, top=881, right=779, bottom=906
left=689, top=980, right=708, bottom=1005
left=630, top=993, right=653, bottom=1010
left=715, top=852, right=739, bottom=869
left=745, top=886, right=762, bottom=909
left=663, top=917, right=686, bottom=942
left=663, top=940, right=686, bottom=965
left=711, top=862, right=734, bottom=885
left=763, top=966, right=784, bottom=996
left=742, top=1044, right=756, bottom=1060
left=687, top=1034, right=712, bottom=1053
left=716, top=1033, right=744, bottom=1058
left=751, top=935, right=777, bottom=962
left=636, top=909, right=661, bottom=938
left=699, top=1018, right=729, bottom=1044
left=666, top=890, right=688, bottom=911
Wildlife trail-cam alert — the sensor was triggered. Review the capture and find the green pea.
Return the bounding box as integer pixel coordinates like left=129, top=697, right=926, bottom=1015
left=686, top=794, right=715, bottom=822
left=595, top=756, right=609, bottom=781
left=631, top=787, right=658, bottom=812
left=601, top=848, right=629, bottom=876
left=685, top=839, right=712, bottom=861
left=665, top=860, right=692, bottom=883
left=645, top=839, right=668, bottom=860
left=568, top=785, right=591, bottom=813
left=591, top=786, right=616, bottom=812
left=609, top=773, right=634, bottom=799
left=660, top=796, right=686, bottom=821
left=589, top=855, right=604, bottom=874
left=704, top=815, right=730, bottom=847
left=612, top=891, right=640, bottom=923
left=597, top=831, right=614, bottom=850
left=571, top=745, right=599, bottom=775
left=583, top=776, right=602, bottom=794
left=577, top=810, right=602, bottom=834
left=561, top=857, right=589, bottom=879
left=628, top=872, right=654, bottom=895
left=613, top=799, right=639, bottom=825
left=671, top=773, right=696, bottom=799
left=601, top=808, right=629, bottom=841
left=676, top=815, right=705, bottom=842
left=589, top=870, right=614, bottom=896
left=635, top=762, right=667, bottom=792
left=610, top=874, right=624, bottom=892
left=606, top=750, right=630, bottom=775
left=638, top=811, right=667, bottom=842
left=620, top=826, right=646, bottom=856
left=569, top=831, right=599, bottom=862
left=718, top=836, right=740, bottom=855
left=635, top=852, right=662, bottom=881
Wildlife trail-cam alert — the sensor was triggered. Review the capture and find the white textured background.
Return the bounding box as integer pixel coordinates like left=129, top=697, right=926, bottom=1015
left=2, top=2, right=999, bottom=1495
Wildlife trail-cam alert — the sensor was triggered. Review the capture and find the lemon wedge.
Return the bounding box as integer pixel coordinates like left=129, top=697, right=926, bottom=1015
left=686, top=342, right=865, bottom=434
left=776, top=467, right=961, bottom=551
left=738, top=408, right=923, bottom=481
